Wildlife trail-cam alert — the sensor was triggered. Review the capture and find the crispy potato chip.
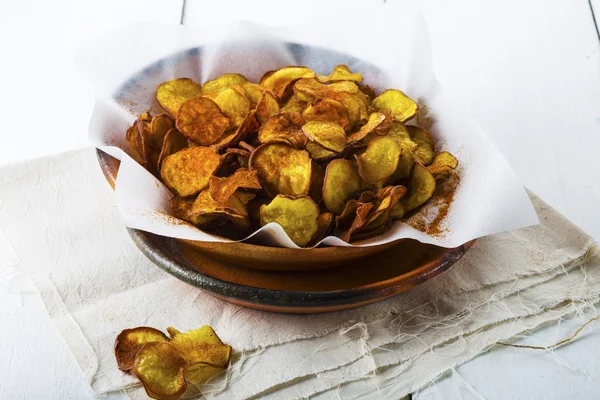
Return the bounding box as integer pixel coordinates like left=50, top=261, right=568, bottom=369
left=200, top=73, right=248, bottom=95
left=302, top=99, right=350, bottom=131
left=356, top=136, right=401, bottom=184
left=293, top=78, right=359, bottom=103
left=259, top=66, right=315, bottom=99
left=176, top=97, right=229, bottom=145
left=213, top=87, right=251, bottom=129
left=156, top=78, right=203, bottom=118
left=247, top=197, right=270, bottom=220
left=190, top=190, right=249, bottom=228
left=357, top=191, right=377, bottom=203
left=406, top=125, right=434, bottom=148
left=166, top=327, right=181, bottom=338
left=158, top=129, right=188, bottom=171
left=213, top=111, right=259, bottom=148
left=347, top=112, right=390, bottom=143
left=301, top=121, right=346, bottom=153
left=336, top=202, right=373, bottom=242
left=240, top=82, right=269, bottom=107
left=401, top=162, right=436, bottom=212
left=427, top=151, right=458, bottom=180
left=209, top=168, right=261, bottom=204
left=233, top=190, right=257, bottom=206
left=170, top=196, right=216, bottom=227
left=371, top=89, right=417, bottom=122
left=132, top=342, right=187, bottom=400
left=161, top=147, right=222, bottom=197
left=256, top=91, right=280, bottom=125
left=358, top=84, right=376, bottom=101
left=317, top=64, right=363, bottom=83
left=330, top=91, right=368, bottom=130
left=115, top=327, right=169, bottom=371
left=323, top=159, right=361, bottom=214
left=257, top=113, right=306, bottom=147
left=260, top=195, right=319, bottom=246
left=249, top=142, right=312, bottom=197
left=406, top=125, right=434, bottom=165
left=305, top=141, right=337, bottom=161
left=183, top=363, right=224, bottom=386
left=281, top=97, right=308, bottom=114
left=126, top=123, right=145, bottom=164
left=363, top=185, right=407, bottom=231
left=148, top=114, right=175, bottom=149
left=335, top=200, right=361, bottom=228
left=309, top=162, right=325, bottom=205
left=169, top=326, right=232, bottom=367
left=309, top=212, right=334, bottom=245
left=387, top=147, right=415, bottom=183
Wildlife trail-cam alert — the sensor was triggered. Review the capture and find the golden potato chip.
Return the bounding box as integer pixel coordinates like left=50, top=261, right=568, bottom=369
left=387, top=122, right=414, bottom=146
left=305, top=141, right=337, bottom=161
left=257, top=113, right=306, bottom=146
left=260, top=195, right=319, bottom=247
left=183, top=363, right=224, bottom=386
left=293, top=78, right=359, bottom=103
left=362, top=185, right=407, bottom=231
left=309, top=212, right=334, bottom=245
left=190, top=190, right=249, bottom=228
left=308, top=162, right=325, bottom=205
left=358, top=84, right=376, bottom=101
left=213, top=111, right=259, bottom=148
left=200, top=73, right=248, bottom=95
left=255, top=91, right=280, bottom=124
left=301, top=121, right=346, bottom=153
left=330, top=91, right=368, bottom=130
left=209, top=168, right=261, bottom=204
left=148, top=114, right=175, bottom=149
left=406, top=125, right=434, bottom=148
left=161, top=147, right=222, bottom=197
left=224, top=148, right=251, bottom=158
left=280, top=97, right=308, bottom=114
left=115, top=327, right=169, bottom=371
left=322, top=159, right=361, bottom=214
left=166, top=327, right=181, bottom=338
left=240, top=82, right=269, bottom=107
left=356, top=136, right=401, bottom=184
left=156, top=78, right=203, bottom=118
left=158, top=129, right=188, bottom=171
left=427, top=151, right=458, bottom=180
left=302, top=98, right=350, bottom=131
left=401, top=162, right=436, bottom=212
left=233, top=190, right=257, bottom=206
left=249, top=142, right=312, bottom=197
left=335, top=200, right=361, bottom=227
left=317, top=64, right=363, bottom=83
left=358, top=191, right=377, bottom=203
left=347, top=112, right=390, bottom=143
left=126, top=123, right=145, bottom=164
left=132, top=342, right=187, bottom=400
left=176, top=97, right=229, bottom=145
left=336, top=202, right=373, bottom=242
left=170, top=196, right=215, bottom=227
left=213, top=87, right=251, bottom=129
left=387, top=147, right=415, bottom=183
left=406, top=125, right=434, bottom=165
left=371, top=89, right=417, bottom=122
left=169, top=326, right=232, bottom=367
left=259, top=66, right=315, bottom=99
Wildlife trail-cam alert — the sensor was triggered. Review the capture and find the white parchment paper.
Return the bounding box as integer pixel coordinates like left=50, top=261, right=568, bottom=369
left=80, top=2, right=538, bottom=248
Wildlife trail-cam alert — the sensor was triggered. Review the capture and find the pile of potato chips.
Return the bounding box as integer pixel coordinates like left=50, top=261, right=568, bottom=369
left=125, top=65, right=457, bottom=247
left=115, top=325, right=231, bottom=400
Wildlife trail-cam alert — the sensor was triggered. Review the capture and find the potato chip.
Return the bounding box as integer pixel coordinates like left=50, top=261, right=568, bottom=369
left=322, top=159, right=361, bottom=214
left=305, top=142, right=337, bottom=161
left=310, top=212, right=334, bottom=245
left=358, top=84, right=376, bottom=101
left=213, top=111, right=259, bottom=148
left=260, top=195, right=319, bottom=246
left=166, top=327, right=181, bottom=338
left=387, top=147, right=415, bottom=183
left=302, top=98, right=350, bottom=130
left=308, top=162, right=325, bottom=205
left=401, top=162, right=436, bottom=212
left=169, top=326, right=232, bottom=367
left=171, top=196, right=216, bottom=227
left=406, top=125, right=434, bottom=165
left=132, top=342, right=188, bottom=400
left=255, top=91, right=280, bottom=125
left=176, top=97, right=229, bottom=145
left=213, top=87, right=251, bottom=129
left=257, top=113, right=306, bottom=146
left=406, top=125, right=434, bottom=148
left=233, top=190, right=257, bottom=206
left=293, top=78, right=359, bottom=103
left=156, top=78, right=203, bottom=118
left=115, top=327, right=169, bottom=371
left=200, top=73, right=248, bottom=95
left=249, top=142, right=312, bottom=197
left=126, top=124, right=145, bottom=164
left=330, top=91, right=368, bottom=130
left=238, top=141, right=255, bottom=152
left=209, top=168, right=261, bottom=204
left=157, top=129, right=188, bottom=171
left=371, top=89, right=418, bottom=122
left=190, top=190, right=249, bottom=228
left=148, top=114, right=175, bottom=149
left=362, top=185, right=407, bottom=231
left=301, top=121, right=346, bottom=153
left=317, top=64, right=363, bottom=83
left=280, top=97, right=308, bottom=114
left=347, top=112, right=390, bottom=143
left=356, top=136, right=401, bottom=184
left=183, top=363, right=224, bottom=386
left=240, top=82, right=268, bottom=107
left=427, top=151, right=458, bottom=180
left=336, top=202, right=373, bottom=242
left=161, top=147, right=222, bottom=197
left=259, top=66, right=315, bottom=99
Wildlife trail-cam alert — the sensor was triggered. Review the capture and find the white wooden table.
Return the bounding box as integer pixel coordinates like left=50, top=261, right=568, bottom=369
left=1, top=0, right=599, bottom=398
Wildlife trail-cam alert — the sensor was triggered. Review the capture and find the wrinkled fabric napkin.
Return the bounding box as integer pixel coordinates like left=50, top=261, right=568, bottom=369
left=0, top=148, right=598, bottom=399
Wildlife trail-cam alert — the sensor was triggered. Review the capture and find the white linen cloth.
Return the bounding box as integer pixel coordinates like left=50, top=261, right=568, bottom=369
left=0, top=148, right=598, bottom=399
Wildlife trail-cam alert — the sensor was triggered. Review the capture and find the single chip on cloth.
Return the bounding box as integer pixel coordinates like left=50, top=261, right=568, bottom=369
left=249, top=142, right=312, bottom=197
left=200, top=73, right=248, bottom=95
left=156, top=78, right=203, bottom=118
left=131, top=342, right=188, bottom=400
left=371, top=89, right=418, bottom=122
left=323, top=159, right=362, bottom=214
left=176, top=97, right=230, bottom=145
left=260, top=195, right=320, bottom=247
left=160, top=147, right=222, bottom=197
left=114, top=327, right=169, bottom=372
left=168, top=326, right=232, bottom=367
